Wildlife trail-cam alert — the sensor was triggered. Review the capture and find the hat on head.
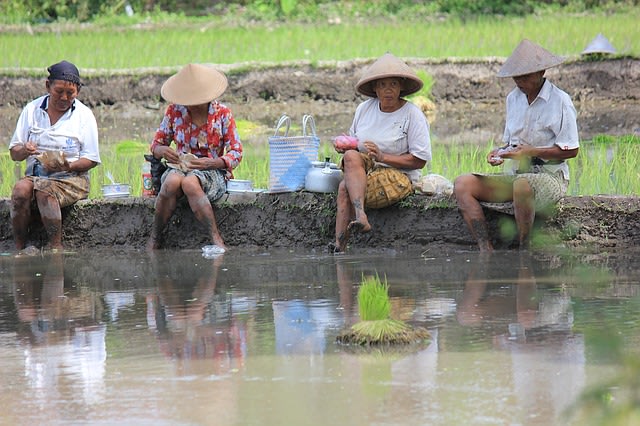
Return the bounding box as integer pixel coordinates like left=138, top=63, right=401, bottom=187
left=582, top=33, right=616, bottom=55
left=355, top=53, right=423, bottom=98
left=161, top=63, right=228, bottom=106
left=47, top=60, right=82, bottom=86
left=497, top=39, right=565, bottom=78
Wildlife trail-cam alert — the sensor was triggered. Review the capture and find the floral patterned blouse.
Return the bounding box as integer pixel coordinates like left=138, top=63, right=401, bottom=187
left=150, top=101, right=243, bottom=178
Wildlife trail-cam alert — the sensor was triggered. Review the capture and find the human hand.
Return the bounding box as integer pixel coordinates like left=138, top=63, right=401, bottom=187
left=37, top=150, right=69, bottom=172
left=161, top=146, right=180, bottom=164
left=333, top=134, right=358, bottom=154
left=499, top=144, right=531, bottom=160
left=363, top=141, right=384, bottom=162
left=487, top=149, right=504, bottom=166
left=186, top=156, right=210, bottom=170
left=24, top=141, right=39, bottom=156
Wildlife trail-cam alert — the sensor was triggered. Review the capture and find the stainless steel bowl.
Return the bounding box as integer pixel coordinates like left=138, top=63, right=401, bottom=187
left=102, top=184, right=131, bottom=198
left=227, top=179, right=253, bottom=192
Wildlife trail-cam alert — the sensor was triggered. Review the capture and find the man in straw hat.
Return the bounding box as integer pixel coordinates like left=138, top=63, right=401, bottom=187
left=454, top=39, right=579, bottom=252
left=147, top=63, right=243, bottom=251
left=330, top=52, right=432, bottom=253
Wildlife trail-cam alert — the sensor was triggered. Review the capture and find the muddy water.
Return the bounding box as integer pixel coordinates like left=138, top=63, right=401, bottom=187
left=0, top=248, right=638, bottom=425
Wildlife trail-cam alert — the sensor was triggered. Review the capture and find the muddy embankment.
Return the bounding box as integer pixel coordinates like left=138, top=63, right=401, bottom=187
left=0, top=58, right=639, bottom=252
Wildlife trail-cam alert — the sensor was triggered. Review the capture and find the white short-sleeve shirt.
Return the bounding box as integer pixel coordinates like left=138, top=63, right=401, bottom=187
left=9, top=95, right=101, bottom=176
left=502, top=79, right=579, bottom=180
left=350, top=98, right=431, bottom=183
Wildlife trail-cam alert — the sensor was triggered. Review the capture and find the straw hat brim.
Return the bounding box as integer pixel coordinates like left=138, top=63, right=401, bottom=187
left=497, top=39, right=565, bottom=78
left=355, top=53, right=423, bottom=98
left=161, top=63, right=228, bottom=106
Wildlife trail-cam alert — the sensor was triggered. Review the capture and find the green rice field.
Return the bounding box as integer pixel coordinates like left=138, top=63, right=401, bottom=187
left=0, top=11, right=639, bottom=70
left=1, top=134, right=638, bottom=199
left=1, top=10, right=639, bottom=198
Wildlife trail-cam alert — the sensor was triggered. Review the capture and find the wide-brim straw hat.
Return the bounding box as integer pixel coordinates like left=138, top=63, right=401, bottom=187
left=161, top=63, right=228, bottom=106
left=497, top=39, right=565, bottom=78
left=582, top=33, right=617, bottom=55
left=355, top=53, right=423, bottom=98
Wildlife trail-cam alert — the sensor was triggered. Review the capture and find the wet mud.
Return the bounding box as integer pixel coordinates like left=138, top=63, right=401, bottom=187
left=0, top=193, right=639, bottom=253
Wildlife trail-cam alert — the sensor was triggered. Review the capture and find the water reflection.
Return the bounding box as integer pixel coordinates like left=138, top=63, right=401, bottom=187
left=455, top=253, right=585, bottom=424
left=0, top=249, right=637, bottom=425
left=146, top=253, right=247, bottom=376
left=11, top=252, right=106, bottom=406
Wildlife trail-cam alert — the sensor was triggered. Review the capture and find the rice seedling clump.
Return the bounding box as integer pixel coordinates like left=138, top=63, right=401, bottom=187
left=337, top=274, right=430, bottom=346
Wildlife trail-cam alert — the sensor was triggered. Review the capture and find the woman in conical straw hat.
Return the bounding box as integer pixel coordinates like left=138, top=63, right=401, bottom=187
left=454, top=39, right=579, bottom=252
left=147, top=63, right=243, bottom=251
left=330, top=52, right=432, bottom=253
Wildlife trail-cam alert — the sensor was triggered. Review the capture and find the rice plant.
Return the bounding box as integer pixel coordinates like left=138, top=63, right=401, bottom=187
left=336, top=273, right=430, bottom=346
left=1, top=12, right=638, bottom=68
left=2, top=135, right=639, bottom=198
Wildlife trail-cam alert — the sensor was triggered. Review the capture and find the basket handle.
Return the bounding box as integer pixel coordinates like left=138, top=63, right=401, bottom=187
left=302, top=114, right=317, bottom=137
left=273, top=114, right=291, bottom=136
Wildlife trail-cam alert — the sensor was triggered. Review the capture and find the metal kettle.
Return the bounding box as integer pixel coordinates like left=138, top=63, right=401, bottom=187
left=305, top=157, right=343, bottom=193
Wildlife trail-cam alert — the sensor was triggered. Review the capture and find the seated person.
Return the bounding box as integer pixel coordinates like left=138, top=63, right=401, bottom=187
left=8, top=60, right=101, bottom=253
left=331, top=53, right=432, bottom=253
left=147, top=63, right=243, bottom=251
left=454, top=40, right=579, bottom=252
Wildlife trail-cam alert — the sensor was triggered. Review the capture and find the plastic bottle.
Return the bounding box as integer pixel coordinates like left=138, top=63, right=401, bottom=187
left=142, top=160, right=154, bottom=197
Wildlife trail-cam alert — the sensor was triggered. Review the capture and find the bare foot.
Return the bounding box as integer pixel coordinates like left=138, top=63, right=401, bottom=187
left=212, top=238, right=227, bottom=252
left=347, top=219, right=372, bottom=233
left=327, top=242, right=343, bottom=254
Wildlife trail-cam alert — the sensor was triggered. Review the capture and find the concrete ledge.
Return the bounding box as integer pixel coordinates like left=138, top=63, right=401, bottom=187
left=1, top=193, right=639, bottom=253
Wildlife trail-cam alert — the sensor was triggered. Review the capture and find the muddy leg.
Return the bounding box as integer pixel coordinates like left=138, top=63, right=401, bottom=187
left=333, top=181, right=353, bottom=252
left=188, top=194, right=226, bottom=250
left=10, top=179, right=34, bottom=251
left=513, top=178, right=535, bottom=250
left=454, top=174, right=495, bottom=252
left=35, top=190, right=63, bottom=250
left=335, top=151, right=371, bottom=251
left=183, top=176, right=226, bottom=250
left=147, top=176, right=182, bottom=251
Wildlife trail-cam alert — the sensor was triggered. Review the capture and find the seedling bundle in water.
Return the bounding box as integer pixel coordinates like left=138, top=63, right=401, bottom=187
left=337, top=274, right=430, bottom=346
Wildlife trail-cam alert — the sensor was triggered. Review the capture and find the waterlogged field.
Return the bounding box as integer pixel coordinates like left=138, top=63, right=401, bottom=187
left=1, top=135, right=638, bottom=198
left=1, top=249, right=639, bottom=425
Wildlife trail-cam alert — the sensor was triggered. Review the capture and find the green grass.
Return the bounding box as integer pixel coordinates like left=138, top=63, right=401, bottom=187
left=2, top=135, right=638, bottom=199
left=1, top=11, right=639, bottom=198
left=1, top=11, right=639, bottom=70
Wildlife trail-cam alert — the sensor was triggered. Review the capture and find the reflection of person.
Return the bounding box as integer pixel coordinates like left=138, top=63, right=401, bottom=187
left=8, top=60, right=101, bottom=252
left=454, top=40, right=579, bottom=252
left=12, top=252, right=106, bottom=405
left=330, top=53, right=432, bottom=253
left=456, top=252, right=584, bottom=424
left=147, top=253, right=246, bottom=376
left=147, top=63, right=243, bottom=251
